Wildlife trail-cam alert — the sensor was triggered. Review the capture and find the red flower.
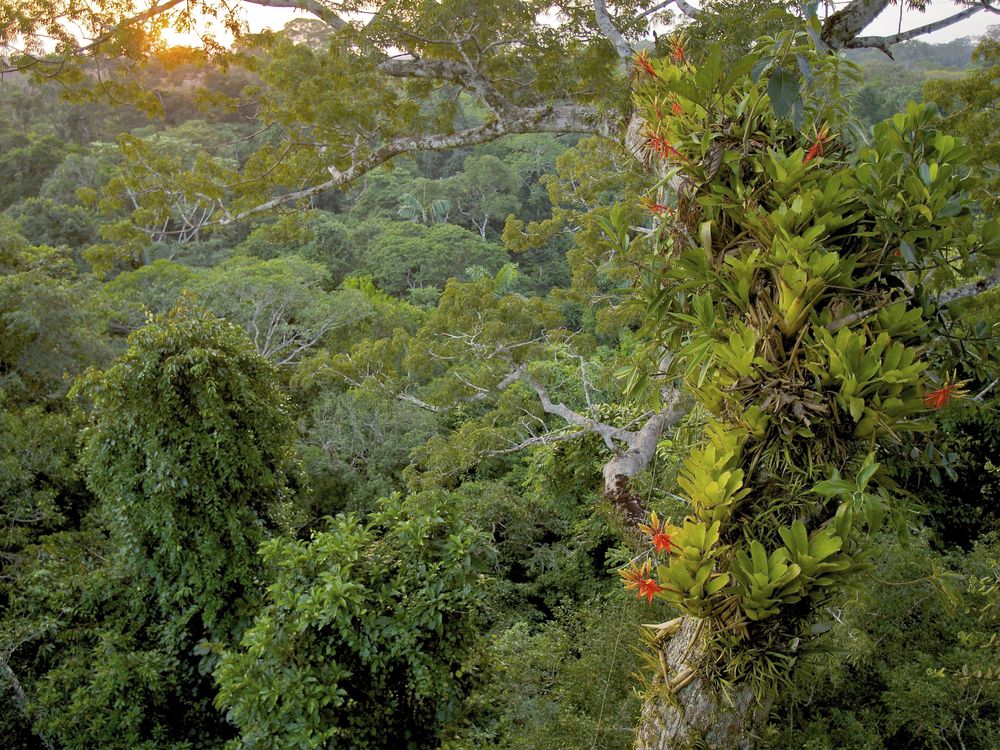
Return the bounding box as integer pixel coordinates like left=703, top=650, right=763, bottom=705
left=804, top=124, right=831, bottom=164
left=638, top=577, right=663, bottom=603
left=671, top=40, right=685, bottom=62
left=634, top=51, right=657, bottom=78
left=924, top=371, right=968, bottom=410
left=621, top=558, right=652, bottom=590
left=652, top=532, right=672, bottom=555
left=621, top=555, right=674, bottom=604
left=641, top=196, right=672, bottom=217
left=647, top=132, right=680, bottom=160
left=639, top=511, right=673, bottom=554
left=671, top=99, right=683, bottom=116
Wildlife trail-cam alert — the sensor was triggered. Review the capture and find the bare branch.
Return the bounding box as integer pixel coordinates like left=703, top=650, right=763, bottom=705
left=397, top=391, right=444, bottom=412
left=821, top=0, right=892, bottom=50
left=513, top=367, right=637, bottom=449
left=938, top=263, right=1000, bottom=305
left=244, top=0, right=348, bottom=30
left=224, top=104, right=611, bottom=223
left=593, top=0, right=635, bottom=60
left=603, top=388, right=688, bottom=522
left=670, top=0, right=703, bottom=19
left=638, top=1, right=679, bottom=19
left=845, top=3, right=994, bottom=52
left=486, top=428, right=592, bottom=455
left=511, top=366, right=691, bottom=520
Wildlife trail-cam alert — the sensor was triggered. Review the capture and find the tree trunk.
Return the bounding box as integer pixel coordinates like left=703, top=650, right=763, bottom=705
left=635, top=616, right=771, bottom=750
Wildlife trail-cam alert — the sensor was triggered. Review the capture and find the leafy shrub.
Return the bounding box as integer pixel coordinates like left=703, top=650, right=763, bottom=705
left=215, top=492, right=487, bottom=750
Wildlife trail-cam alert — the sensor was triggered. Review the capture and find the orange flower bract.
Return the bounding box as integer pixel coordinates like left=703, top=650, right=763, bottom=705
left=647, top=132, right=680, bottom=160
left=634, top=51, right=657, bottom=78
left=637, top=577, right=663, bottom=603
left=924, top=371, right=969, bottom=410
left=639, top=511, right=673, bottom=555
left=641, top=196, right=672, bottom=217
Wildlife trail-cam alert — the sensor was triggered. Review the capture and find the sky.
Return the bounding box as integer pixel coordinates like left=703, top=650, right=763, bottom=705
left=161, top=2, right=997, bottom=47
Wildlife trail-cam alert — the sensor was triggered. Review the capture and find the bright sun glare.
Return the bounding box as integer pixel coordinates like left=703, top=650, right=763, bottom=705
left=155, top=6, right=302, bottom=48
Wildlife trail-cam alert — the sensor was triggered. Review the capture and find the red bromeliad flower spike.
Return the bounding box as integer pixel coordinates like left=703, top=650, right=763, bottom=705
left=641, top=196, right=672, bottom=217
left=671, top=98, right=683, bottom=116
left=804, top=124, right=831, bottom=164
left=647, top=132, right=681, bottom=160
left=637, top=577, right=663, bottom=603
left=638, top=511, right=673, bottom=555
left=634, top=50, right=657, bottom=78
left=671, top=39, right=685, bottom=63
left=621, top=558, right=652, bottom=591
left=924, top=371, right=969, bottom=410
left=621, top=559, right=665, bottom=603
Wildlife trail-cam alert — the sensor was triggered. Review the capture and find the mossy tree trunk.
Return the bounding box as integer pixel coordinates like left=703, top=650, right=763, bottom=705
left=635, top=617, right=769, bottom=750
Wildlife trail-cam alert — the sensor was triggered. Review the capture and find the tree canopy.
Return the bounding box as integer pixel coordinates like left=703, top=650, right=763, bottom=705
left=2, top=3, right=1000, bottom=750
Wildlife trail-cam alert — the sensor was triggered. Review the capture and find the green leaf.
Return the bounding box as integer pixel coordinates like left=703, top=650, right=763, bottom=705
left=899, top=240, right=916, bottom=263
left=751, top=56, right=772, bottom=84
left=812, top=478, right=855, bottom=497
left=767, top=69, right=802, bottom=121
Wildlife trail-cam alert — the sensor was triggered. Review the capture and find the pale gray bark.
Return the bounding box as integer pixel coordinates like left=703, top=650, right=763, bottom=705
left=845, top=3, right=995, bottom=52
left=670, top=0, right=703, bottom=19
left=245, top=0, right=348, bottom=30
left=636, top=616, right=771, bottom=750
left=511, top=367, right=688, bottom=514
left=821, top=0, right=893, bottom=50
left=603, top=389, right=686, bottom=521
left=938, top=263, right=1000, bottom=305
left=819, top=0, right=997, bottom=52
left=594, top=0, right=635, bottom=60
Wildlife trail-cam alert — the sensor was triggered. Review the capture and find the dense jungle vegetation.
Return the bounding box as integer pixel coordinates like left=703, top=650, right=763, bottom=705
left=2, top=2, right=1000, bottom=748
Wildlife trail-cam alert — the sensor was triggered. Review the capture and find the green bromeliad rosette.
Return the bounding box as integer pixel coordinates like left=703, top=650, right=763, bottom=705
left=617, top=31, right=1000, bottom=693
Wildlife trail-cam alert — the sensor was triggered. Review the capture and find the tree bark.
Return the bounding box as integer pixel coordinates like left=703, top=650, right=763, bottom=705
left=635, top=616, right=771, bottom=750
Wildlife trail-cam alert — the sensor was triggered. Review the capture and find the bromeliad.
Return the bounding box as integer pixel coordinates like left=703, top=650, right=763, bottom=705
left=621, top=559, right=666, bottom=603
left=647, top=131, right=681, bottom=160
left=804, top=124, right=831, bottom=164
left=924, top=371, right=969, bottom=410
left=639, top=511, right=673, bottom=554
left=641, top=196, right=672, bottom=217
left=634, top=50, right=658, bottom=78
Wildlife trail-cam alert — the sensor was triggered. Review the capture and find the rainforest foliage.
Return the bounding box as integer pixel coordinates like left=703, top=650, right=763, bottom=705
left=2, top=5, right=1000, bottom=750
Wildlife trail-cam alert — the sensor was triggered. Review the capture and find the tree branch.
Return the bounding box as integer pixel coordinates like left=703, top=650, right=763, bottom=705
left=603, top=388, right=687, bottom=522
left=397, top=391, right=444, bottom=412
left=844, top=3, right=995, bottom=52
left=76, top=0, right=189, bottom=53
left=669, top=0, right=703, bottom=19
left=244, top=0, right=348, bottom=30
left=513, top=366, right=637, bottom=450
left=486, top=428, right=592, bottom=455
left=938, top=263, right=1000, bottom=305
left=593, top=0, right=635, bottom=60
left=224, top=104, right=611, bottom=223
left=378, top=57, right=511, bottom=115
left=512, top=366, right=690, bottom=520
left=821, top=0, right=892, bottom=50
left=638, top=1, right=680, bottom=19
